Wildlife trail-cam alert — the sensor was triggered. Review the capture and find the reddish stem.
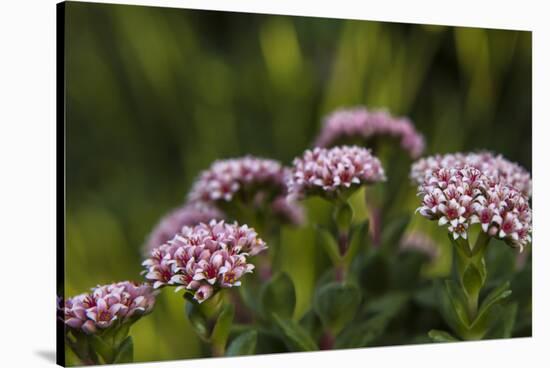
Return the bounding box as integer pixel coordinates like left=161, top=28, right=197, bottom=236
left=319, top=331, right=335, bottom=350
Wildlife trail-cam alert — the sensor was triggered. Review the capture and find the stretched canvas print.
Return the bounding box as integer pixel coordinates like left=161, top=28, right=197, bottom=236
left=57, top=1, right=532, bottom=366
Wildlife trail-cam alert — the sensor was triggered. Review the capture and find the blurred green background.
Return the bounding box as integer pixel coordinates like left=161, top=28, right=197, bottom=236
left=63, top=1, right=531, bottom=363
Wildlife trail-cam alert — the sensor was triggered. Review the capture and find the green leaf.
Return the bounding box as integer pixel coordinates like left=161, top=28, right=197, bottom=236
left=381, top=214, right=410, bottom=253
left=485, top=302, right=518, bottom=339
left=428, top=330, right=458, bottom=342
left=113, top=323, right=130, bottom=347
left=254, top=328, right=289, bottom=354
left=478, top=281, right=512, bottom=315
left=335, top=307, right=399, bottom=349
left=333, top=201, right=354, bottom=232
left=462, top=263, right=484, bottom=299
left=89, top=335, right=115, bottom=364
left=211, top=303, right=235, bottom=349
left=471, top=282, right=512, bottom=332
left=316, top=226, right=341, bottom=265
left=357, top=250, right=389, bottom=295
left=113, top=336, right=133, bottom=364
left=364, top=292, right=409, bottom=316
left=336, top=292, right=408, bottom=349
left=314, top=282, right=361, bottom=335
left=343, top=220, right=369, bottom=266
left=391, top=252, right=428, bottom=290
left=225, top=330, right=258, bottom=356
left=272, top=313, right=318, bottom=351
left=444, top=280, right=470, bottom=328
left=184, top=296, right=210, bottom=341
left=260, top=272, right=296, bottom=320
left=448, top=233, right=472, bottom=258
left=299, top=309, right=323, bottom=340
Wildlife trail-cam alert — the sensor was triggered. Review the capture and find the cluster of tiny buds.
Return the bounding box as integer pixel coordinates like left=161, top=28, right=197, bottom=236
left=187, top=156, right=287, bottom=204
left=142, top=220, right=267, bottom=303
left=416, top=166, right=531, bottom=250
left=287, top=145, right=386, bottom=201
left=144, top=203, right=224, bottom=255
left=314, top=107, right=425, bottom=159
left=410, top=151, right=531, bottom=198
left=61, top=281, right=157, bottom=335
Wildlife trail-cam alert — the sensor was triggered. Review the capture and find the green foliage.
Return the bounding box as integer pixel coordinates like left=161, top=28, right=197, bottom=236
left=62, top=1, right=531, bottom=363
left=272, top=314, right=319, bottom=351
left=113, top=337, right=134, bottom=364
left=314, top=282, right=361, bottom=335
left=260, top=272, right=297, bottom=320
left=184, top=296, right=210, bottom=341
left=226, top=330, right=258, bottom=356
left=381, top=214, right=411, bottom=254
left=211, top=304, right=235, bottom=356
left=336, top=292, right=408, bottom=348
left=428, top=330, right=458, bottom=343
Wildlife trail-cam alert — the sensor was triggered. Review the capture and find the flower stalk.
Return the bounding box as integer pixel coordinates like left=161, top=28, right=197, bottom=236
left=184, top=290, right=235, bottom=357
left=412, top=161, right=532, bottom=341
left=332, top=198, right=354, bottom=282
left=451, top=230, right=490, bottom=324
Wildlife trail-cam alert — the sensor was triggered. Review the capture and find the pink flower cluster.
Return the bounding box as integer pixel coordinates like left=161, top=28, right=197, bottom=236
left=62, top=281, right=156, bottom=334
left=410, top=152, right=531, bottom=197
left=416, top=166, right=532, bottom=250
left=142, top=220, right=267, bottom=303
left=188, top=156, right=287, bottom=204
left=287, top=146, right=386, bottom=200
left=144, top=204, right=224, bottom=255
left=314, top=107, right=425, bottom=159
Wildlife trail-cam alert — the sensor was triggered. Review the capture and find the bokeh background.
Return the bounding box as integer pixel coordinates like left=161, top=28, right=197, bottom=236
left=63, top=1, right=532, bottom=364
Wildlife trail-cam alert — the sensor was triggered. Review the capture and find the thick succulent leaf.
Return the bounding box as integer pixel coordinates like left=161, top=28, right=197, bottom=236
left=334, top=313, right=390, bottom=349
left=272, top=313, right=318, bottom=351
left=444, top=280, right=471, bottom=328
left=225, top=330, right=258, bottom=356
left=343, top=219, right=369, bottom=266
left=462, top=263, right=484, bottom=299
left=260, top=272, right=296, bottom=320
left=316, top=225, right=341, bottom=265
left=428, top=330, right=458, bottom=342
left=381, top=214, right=411, bottom=253
left=469, top=282, right=512, bottom=335
left=299, top=309, right=323, bottom=340
left=211, top=304, right=235, bottom=349
left=184, top=297, right=210, bottom=341
left=485, top=302, right=518, bottom=339
left=113, top=336, right=133, bottom=364
left=89, top=335, right=115, bottom=364
left=476, top=281, right=512, bottom=321
left=335, top=293, right=407, bottom=350
left=314, top=282, right=361, bottom=335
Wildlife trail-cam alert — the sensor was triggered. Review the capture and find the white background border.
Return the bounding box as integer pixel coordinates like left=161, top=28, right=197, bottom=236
left=1, top=0, right=547, bottom=367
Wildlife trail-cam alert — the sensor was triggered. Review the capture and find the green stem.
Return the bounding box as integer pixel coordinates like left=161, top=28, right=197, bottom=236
left=448, top=229, right=491, bottom=339
left=331, top=199, right=354, bottom=282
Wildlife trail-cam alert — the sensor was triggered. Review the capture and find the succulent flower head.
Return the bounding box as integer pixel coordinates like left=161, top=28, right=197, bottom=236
left=315, top=107, right=425, bottom=159
left=410, top=151, right=531, bottom=197
left=287, top=145, right=386, bottom=201
left=188, top=156, right=287, bottom=204
left=61, top=281, right=157, bottom=335
left=144, top=203, right=224, bottom=255
left=416, top=166, right=531, bottom=250
left=142, top=220, right=267, bottom=303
